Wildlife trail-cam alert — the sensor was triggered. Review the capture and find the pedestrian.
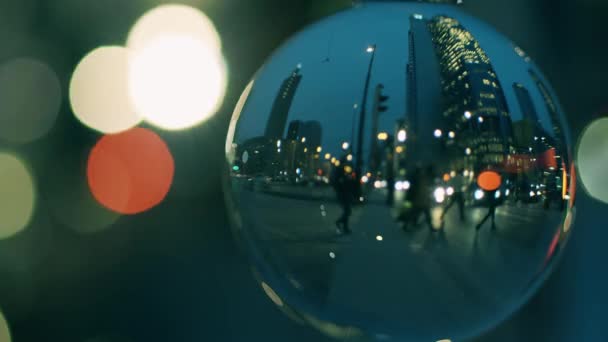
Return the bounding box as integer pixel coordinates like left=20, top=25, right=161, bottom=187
left=441, top=168, right=467, bottom=223
left=330, top=156, right=357, bottom=234
left=402, top=165, right=434, bottom=231
left=476, top=189, right=499, bottom=231
left=475, top=170, right=503, bottom=231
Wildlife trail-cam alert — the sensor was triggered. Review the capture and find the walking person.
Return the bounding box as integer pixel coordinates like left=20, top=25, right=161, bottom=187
left=401, top=165, right=435, bottom=232
left=475, top=170, right=503, bottom=231
left=476, top=189, right=498, bottom=231
left=331, top=157, right=357, bottom=234
left=441, top=168, right=467, bottom=223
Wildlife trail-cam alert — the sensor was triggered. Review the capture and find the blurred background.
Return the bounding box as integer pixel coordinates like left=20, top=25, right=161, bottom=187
left=0, top=0, right=606, bottom=341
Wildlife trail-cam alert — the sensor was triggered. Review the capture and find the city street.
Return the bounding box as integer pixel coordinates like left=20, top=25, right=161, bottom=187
left=237, top=186, right=564, bottom=338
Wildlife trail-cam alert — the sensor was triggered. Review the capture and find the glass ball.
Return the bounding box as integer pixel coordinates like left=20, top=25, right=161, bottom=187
left=224, top=2, right=575, bottom=341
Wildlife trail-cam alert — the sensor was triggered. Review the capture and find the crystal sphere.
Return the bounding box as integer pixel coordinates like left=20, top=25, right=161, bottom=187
left=224, top=2, right=575, bottom=340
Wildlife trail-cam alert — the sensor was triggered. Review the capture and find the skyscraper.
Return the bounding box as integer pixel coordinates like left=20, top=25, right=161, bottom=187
left=264, top=67, right=303, bottom=139
left=427, top=15, right=513, bottom=168
left=405, top=13, right=443, bottom=163
left=528, top=69, right=568, bottom=167
left=513, top=83, right=540, bottom=124
left=528, top=69, right=566, bottom=145
left=286, top=120, right=322, bottom=149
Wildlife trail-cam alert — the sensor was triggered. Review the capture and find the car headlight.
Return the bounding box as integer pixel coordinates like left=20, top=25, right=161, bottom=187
left=434, top=187, right=446, bottom=203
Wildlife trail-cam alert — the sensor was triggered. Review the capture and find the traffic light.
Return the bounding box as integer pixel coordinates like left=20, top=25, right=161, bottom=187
left=374, top=84, right=389, bottom=114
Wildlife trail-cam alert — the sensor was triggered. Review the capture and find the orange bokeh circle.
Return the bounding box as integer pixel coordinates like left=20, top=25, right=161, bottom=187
left=87, top=127, right=174, bottom=215
left=477, top=170, right=502, bottom=191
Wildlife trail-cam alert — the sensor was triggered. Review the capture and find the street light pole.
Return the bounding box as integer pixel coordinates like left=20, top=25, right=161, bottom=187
left=355, top=44, right=376, bottom=177
left=351, top=103, right=358, bottom=147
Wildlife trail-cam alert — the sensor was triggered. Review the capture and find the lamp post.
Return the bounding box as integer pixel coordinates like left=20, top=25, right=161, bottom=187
left=351, top=103, right=358, bottom=147
left=355, top=44, right=376, bottom=177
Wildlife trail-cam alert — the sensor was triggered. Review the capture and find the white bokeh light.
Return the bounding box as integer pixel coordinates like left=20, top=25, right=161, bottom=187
left=127, top=4, right=222, bottom=54
left=0, top=153, right=35, bottom=240
left=577, top=118, right=608, bottom=203
left=127, top=5, right=227, bottom=131
left=70, top=46, right=142, bottom=133
left=128, top=35, right=227, bottom=130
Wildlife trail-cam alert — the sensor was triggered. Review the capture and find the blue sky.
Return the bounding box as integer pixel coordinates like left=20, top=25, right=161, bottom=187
left=233, top=2, right=569, bottom=159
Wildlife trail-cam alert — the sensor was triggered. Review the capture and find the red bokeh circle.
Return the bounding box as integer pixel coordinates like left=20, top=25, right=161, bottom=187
left=87, top=127, right=175, bottom=215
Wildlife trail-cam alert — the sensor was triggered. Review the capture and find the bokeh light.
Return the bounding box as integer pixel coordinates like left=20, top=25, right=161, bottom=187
left=70, top=46, right=142, bottom=134
left=577, top=118, right=608, bottom=203
left=128, top=36, right=227, bottom=130
left=127, top=5, right=227, bottom=130
left=87, top=128, right=174, bottom=215
left=0, top=153, right=35, bottom=240
left=0, top=58, right=61, bottom=143
left=0, top=309, right=10, bottom=342
left=127, top=4, right=222, bottom=53
left=46, top=152, right=122, bottom=234
left=477, top=170, right=502, bottom=191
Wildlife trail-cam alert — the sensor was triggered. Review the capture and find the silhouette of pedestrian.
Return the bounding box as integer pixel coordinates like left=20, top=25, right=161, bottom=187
left=441, top=169, right=467, bottom=223
left=475, top=170, right=503, bottom=231
left=476, top=189, right=498, bottom=231
left=401, top=165, right=434, bottom=231
left=330, top=157, right=357, bottom=234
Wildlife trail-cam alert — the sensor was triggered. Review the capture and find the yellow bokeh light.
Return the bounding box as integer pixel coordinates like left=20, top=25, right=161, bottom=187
left=0, top=58, right=61, bottom=143
left=0, top=153, right=35, bottom=240
left=70, top=46, right=142, bottom=134
left=0, top=310, right=10, bottom=342
left=128, top=35, right=227, bottom=130
left=127, top=5, right=226, bottom=131
left=127, top=4, right=222, bottom=55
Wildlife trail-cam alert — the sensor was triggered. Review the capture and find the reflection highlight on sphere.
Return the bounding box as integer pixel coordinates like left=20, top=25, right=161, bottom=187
left=224, top=2, right=575, bottom=341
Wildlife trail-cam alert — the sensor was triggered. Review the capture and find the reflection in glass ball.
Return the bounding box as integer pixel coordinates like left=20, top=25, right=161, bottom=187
left=224, top=2, right=575, bottom=341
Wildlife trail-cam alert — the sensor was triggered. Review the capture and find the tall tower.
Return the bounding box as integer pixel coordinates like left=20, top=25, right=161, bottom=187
left=513, top=83, right=540, bottom=124
left=528, top=69, right=565, bottom=144
left=428, top=15, right=513, bottom=168
left=528, top=69, right=568, bottom=166
left=264, top=66, right=303, bottom=139
left=512, top=83, right=544, bottom=150
left=405, top=13, right=443, bottom=164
